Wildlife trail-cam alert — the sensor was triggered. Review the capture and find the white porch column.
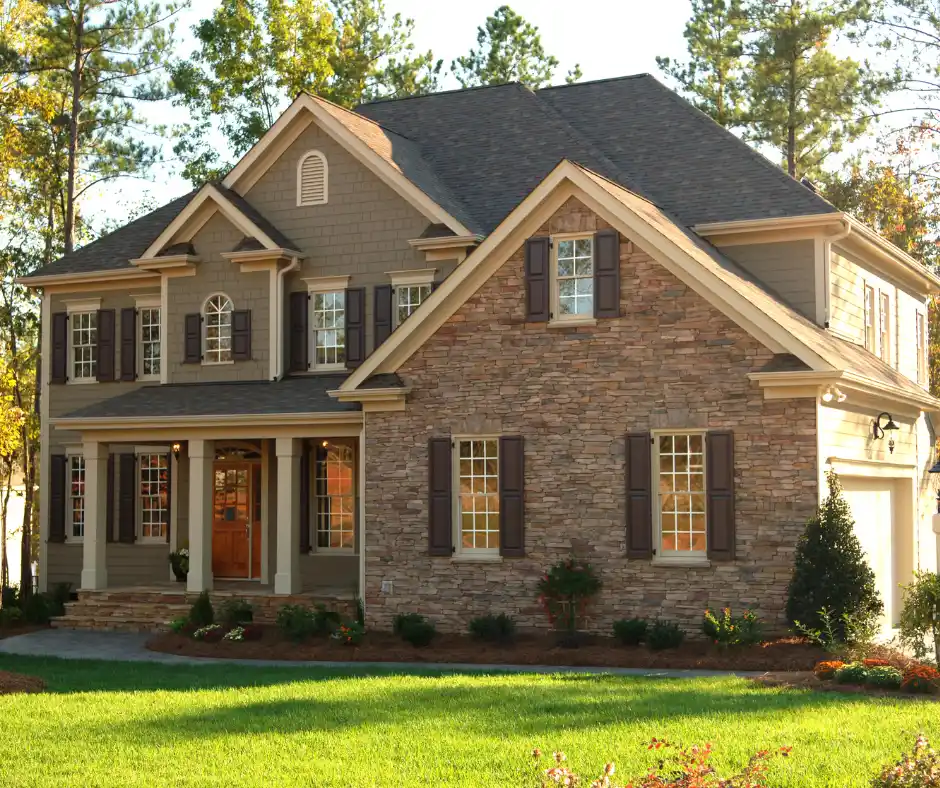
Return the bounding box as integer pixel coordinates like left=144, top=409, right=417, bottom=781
left=80, top=440, right=109, bottom=590
left=275, top=437, right=302, bottom=594
left=187, top=439, right=214, bottom=593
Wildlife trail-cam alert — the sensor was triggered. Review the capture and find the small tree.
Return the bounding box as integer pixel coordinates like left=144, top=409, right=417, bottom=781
left=786, top=470, right=883, bottom=639
left=899, top=571, right=940, bottom=666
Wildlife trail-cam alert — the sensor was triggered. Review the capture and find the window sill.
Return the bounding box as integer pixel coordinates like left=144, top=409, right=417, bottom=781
left=547, top=318, right=597, bottom=329
left=451, top=553, right=503, bottom=564
left=310, top=365, right=346, bottom=373
left=67, top=378, right=97, bottom=386
left=650, top=556, right=711, bottom=568
left=201, top=360, right=235, bottom=367
left=308, top=550, right=357, bottom=557
left=138, top=375, right=161, bottom=383
left=137, top=539, right=170, bottom=547
left=63, top=539, right=83, bottom=546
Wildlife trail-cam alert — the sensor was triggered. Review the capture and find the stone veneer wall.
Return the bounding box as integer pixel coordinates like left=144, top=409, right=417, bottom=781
left=363, top=197, right=818, bottom=634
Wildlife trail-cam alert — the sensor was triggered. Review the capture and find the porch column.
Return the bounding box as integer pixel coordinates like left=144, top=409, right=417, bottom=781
left=187, top=439, right=214, bottom=593
left=80, top=440, right=109, bottom=590
left=274, top=437, right=302, bottom=594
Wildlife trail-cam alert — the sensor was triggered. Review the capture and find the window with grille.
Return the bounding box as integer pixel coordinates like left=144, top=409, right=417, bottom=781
left=71, top=311, right=97, bottom=380
left=917, top=312, right=927, bottom=385
left=396, top=284, right=432, bottom=326
left=203, top=294, right=233, bottom=364
left=297, top=150, right=328, bottom=206
left=139, top=453, right=169, bottom=540
left=69, top=455, right=85, bottom=539
left=863, top=285, right=876, bottom=352
left=554, top=237, right=594, bottom=318
left=655, top=433, right=706, bottom=555
left=454, top=438, right=500, bottom=553
left=311, top=290, right=345, bottom=369
left=879, top=291, right=891, bottom=363
left=315, top=442, right=355, bottom=550
left=139, top=307, right=161, bottom=378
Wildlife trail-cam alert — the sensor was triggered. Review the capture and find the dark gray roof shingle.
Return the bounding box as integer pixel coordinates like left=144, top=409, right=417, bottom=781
left=213, top=185, right=299, bottom=251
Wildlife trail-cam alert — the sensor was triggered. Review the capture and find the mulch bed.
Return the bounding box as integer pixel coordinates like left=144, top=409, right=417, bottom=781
left=147, top=627, right=824, bottom=670
left=0, top=670, right=45, bottom=695
left=0, top=625, right=48, bottom=641
left=753, top=671, right=940, bottom=702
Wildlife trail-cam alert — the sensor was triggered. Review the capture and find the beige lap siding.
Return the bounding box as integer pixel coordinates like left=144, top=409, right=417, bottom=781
left=364, top=197, right=818, bottom=634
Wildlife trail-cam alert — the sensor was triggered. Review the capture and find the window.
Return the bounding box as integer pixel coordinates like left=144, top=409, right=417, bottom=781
left=311, top=290, right=345, bottom=369
left=863, top=285, right=876, bottom=352
left=315, top=442, right=355, bottom=551
left=454, top=438, right=500, bottom=553
left=554, top=236, right=594, bottom=319
left=71, top=311, right=97, bottom=380
left=203, top=294, right=233, bottom=364
left=138, top=453, right=169, bottom=540
left=297, top=150, right=328, bottom=206
left=879, top=291, right=891, bottom=363
left=654, top=433, right=706, bottom=557
left=396, top=283, right=431, bottom=326
left=68, top=455, right=85, bottom=539
left=139, top=307, right=161, bottom=379
left=917, top=312, right=927, bottom=385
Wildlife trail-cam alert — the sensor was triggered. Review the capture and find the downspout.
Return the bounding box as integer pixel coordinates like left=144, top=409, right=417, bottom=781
left=822, top=215, right=853, bottom=329
left=273, top=256, right=300, bottom=380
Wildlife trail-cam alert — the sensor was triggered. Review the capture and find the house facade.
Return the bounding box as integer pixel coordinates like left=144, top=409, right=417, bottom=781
left=22, top=75, right=940, bottom=633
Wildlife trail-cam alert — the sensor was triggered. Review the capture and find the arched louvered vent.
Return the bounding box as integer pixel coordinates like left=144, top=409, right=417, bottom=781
left=297, top=150, right=328, bottom=206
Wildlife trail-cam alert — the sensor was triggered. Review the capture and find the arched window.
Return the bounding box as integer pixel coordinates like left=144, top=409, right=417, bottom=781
left=297, top=150, right=328, bottom=206
left=203, top=293, right=234, bottom=364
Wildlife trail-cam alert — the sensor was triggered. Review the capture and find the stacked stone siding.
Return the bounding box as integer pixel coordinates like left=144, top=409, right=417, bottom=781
left=364, top=197, right=817, bottom=634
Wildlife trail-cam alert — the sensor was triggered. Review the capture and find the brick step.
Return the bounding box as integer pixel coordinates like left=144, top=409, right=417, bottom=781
left=52, top=617, right=166, bottom=633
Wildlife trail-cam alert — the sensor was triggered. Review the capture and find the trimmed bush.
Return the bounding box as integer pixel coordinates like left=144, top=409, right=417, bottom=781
left=612, top=618, right=648, bottom=646
left=394, top=613, right=436, bottom=647
left=647, top=620, right=684, bottom=651
left=276, top=604, right=317, bottom=642
left=217, top=598, right=253, bottom=628
left=188, top=591, right=214, bottom=627
left=834, top=662, right=869, bottom=685
left=866, top=666, right=903, bottom=690
left=468, top=613, right=516, bottom=643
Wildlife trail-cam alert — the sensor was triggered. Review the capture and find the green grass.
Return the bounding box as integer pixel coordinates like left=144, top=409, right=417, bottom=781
left=0, top=656, right=936, bottom=787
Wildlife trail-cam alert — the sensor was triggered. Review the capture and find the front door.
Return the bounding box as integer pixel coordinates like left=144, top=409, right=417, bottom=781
left=212, top=462, right=256, bottom=579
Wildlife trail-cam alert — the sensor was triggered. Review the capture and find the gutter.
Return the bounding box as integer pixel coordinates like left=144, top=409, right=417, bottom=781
left=273, top=255, right=300, bottom=380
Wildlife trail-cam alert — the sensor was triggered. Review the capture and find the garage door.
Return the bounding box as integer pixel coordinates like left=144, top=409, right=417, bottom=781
left=841, top=477, right=908, bottom=630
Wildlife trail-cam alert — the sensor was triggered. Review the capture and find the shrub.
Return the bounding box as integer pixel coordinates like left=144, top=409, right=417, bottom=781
left=613, top=618, right=648, bottom=646
left=647, top=620, right=684, bottom=651
left=223, top=626, right=246, bottom=642
left=193, top=624, right=224, bottom=642
left=21, top=593, right=51, bottom=624
left=188, top=591, right=214, bottom=627
left=393, top=612, right=425, bottom=636
left=1, top=585, right=18, bottom=609
left=241, top=624, right=263, bottom=641
left=786, top=470, right=883, bottom=641
left=48, top=583, right=72, bottom=617
left=217, top=598, right=253, bottom=628
left=394, top=613, right=436, bottom=647
left=312, top=604, right=341, bottom=635
left=902, top=665, right=940, bottom=695
left=813, top=660, right=845, bottom=680
left=834, top=662, right=869, bottom=685
left=276, top=604, right=317, bottom=642
left=873, top=735, right=940, bottom=788
left=795, top=605, right=880, bottom=661
left=536, top=558, right=602, bottom=634
left=168, top=617, right=190, bottom=634
left=867, top=666, right=903, bottom=690
left=703, top=607, right=763, bottom=647
left=468, top=613, right=516, bottom=643
left=0, top=607, right=23, bottom=627
left=332, top=620, right=365, bottom=646
left=899, top=571, right=940, bottom=667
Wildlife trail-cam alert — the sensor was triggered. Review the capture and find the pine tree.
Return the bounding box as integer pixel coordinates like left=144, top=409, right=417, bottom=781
left=786, top=470, right=884, bottom=638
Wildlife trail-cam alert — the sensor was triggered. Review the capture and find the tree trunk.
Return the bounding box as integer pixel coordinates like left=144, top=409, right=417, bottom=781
left=63, top=2, right=85, bottom=255
left=1, top=457, right=13, bottom=593
left=786, top=1, right=798, bottom=178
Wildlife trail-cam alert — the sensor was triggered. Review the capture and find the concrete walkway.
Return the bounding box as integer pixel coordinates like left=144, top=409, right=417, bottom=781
left=0, top=629, right=762, bottom=677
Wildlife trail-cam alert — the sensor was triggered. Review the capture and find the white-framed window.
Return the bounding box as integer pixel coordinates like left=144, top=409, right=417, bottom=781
left=653, top=432, right=707, bottom=558
left=297, top=150, right=328, bottom=206
left=863, top=284, right=876, bottom=352
left=553, top=235, right=594, bottom=320
left=917, top=311, right=927, bottom=386
left=396, top=283, right=432, bottom=327
left=879, top=291, right=891, bottom=364
left=314, top=441, right=355, bottom=552
left=203, top=293, right=233, bottom=364
left=311, top=290, right=346, bottom=369
left=138, top=452, right=169, bottom=541
left=139, top=307, right=161, bottom=379
left=454, top=437, right=500, bottom=555
left=68, top=454, right=86, bottom=540
left=70, top=311, right=97, bottom=380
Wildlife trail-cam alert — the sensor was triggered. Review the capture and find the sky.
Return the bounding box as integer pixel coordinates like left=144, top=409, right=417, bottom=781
left=86, top=0, right=691, bottom=227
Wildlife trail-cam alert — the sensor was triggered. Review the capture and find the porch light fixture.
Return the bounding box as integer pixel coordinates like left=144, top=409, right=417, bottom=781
left=172, top=442, right=182, bottom=461
left=928, top=454, right=940, bottom=513
left=821, top=385, right=846, bottom=403
left=872, top=412, right=900, bottom=454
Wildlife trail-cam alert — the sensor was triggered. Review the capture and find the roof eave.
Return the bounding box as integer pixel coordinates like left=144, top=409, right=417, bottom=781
left=52, top=410, right=363, bottom=432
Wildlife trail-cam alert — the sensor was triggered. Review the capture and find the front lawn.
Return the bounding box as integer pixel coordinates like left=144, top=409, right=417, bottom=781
left=0, top=656, right=935, bottom=787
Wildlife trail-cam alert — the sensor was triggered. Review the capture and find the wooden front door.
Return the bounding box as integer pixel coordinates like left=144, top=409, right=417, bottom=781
left=212, top=462, right=260, bottom=579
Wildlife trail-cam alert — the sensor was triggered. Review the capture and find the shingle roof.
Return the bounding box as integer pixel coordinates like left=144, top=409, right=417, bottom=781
left=60, top=375, right=359, bottom=420
left=213, top=185, right=299, bottom=251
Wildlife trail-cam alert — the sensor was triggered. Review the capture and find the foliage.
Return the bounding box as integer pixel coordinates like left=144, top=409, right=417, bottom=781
left=355, top=596, right=365, bottom=627
left=872, top=734, right=940, bottom=788
left=531, top=739, right=791, bottom=787
left=864, top=658, right=893, bottom=668
left=20, top=592, right=50, bottom=624
left=47, top=583, right=71, bottom=617
left=867, top=666, right=904, bottom=690
left=392, top=612, right=425, bottom=636
left=787, top=471, right=883, bottom=640
left=394, top=613, right=436, bottom=647
left=901, top=665, right=940, bottom=694
left=331, top=620, right=365, bottom=646
left=451, top=5, right=579, bottom=89
left=647, top=620, right=685, bottom=651
left=536, top=558, right=602, bottom=634
left=612, top=618, right=648, bottom=647
left=702, top=607, right=763, bottom=647
left=834, top=662, right=870, bottom=684
left=898, top=571, right=940, bottom=666
left=1, top=584, right=18, bottom=609
left=223, top=626, right=245, bottom=642
left=192, top=624, right=224, bottom=642
left=168, top=548, right=189, bottom=577
left=795, top=606, right=880, bottom=660
left=313, top=604, right=341, bottom=635
left=168, top=617, right=189, bottom=634
left=217, top=598, right=254, bottom=628
left=468, top=613, right=516, bottom=643
left=814, top=660, right=845, bottom=680
left=276, top=604, right=318, bottom=642
left=188, top=591, right=214, bottom=628
left=0, top=605, right=23, bottom=627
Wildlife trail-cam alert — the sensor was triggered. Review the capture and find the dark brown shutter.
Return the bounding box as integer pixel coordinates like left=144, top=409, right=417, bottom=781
left=51, top=312, right=68, bottom=384
left=299, top=443, right=311, bottom=553
left=120, top=308, right=137, bottom=381
left=498, top=436, right=525, bottom=557
left=183, top=313, right=201, bottom=364
left=525, top=236, right=550, bottom=322
left=289, top=291, right=308, bottom=372
left=706, top=430, right=735, bottom=561
left=625, top=432, right=653, bottom=559
left=428, top=437, right=453, bottom=555
left=49, top=454, right=66, bottom=542
left=345, top=287, right=365, bottom=368
left=118, top=453, right=136, bottom=543
left=106, top=454, right=115, bottom=543
left=374, top=284, right=393, bottom=347
left=594, top=228, right=620, bottom=319
left=96, top=309, right=116, bottom=382
left=165, top=453, right=172, bottom=544
left=232, top=309, right=252, bottom=361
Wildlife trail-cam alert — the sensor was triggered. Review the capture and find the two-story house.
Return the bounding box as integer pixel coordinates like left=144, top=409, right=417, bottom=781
left=21, top=74, right=940, bottom=633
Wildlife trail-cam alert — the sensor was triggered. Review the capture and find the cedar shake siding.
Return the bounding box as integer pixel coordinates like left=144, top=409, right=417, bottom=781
left=363, top=197, right=818, bottom=633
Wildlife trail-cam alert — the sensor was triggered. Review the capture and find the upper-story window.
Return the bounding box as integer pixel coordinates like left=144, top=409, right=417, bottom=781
left=554, top=236, right=594, bottom=319
left=139, top=307, right=161, bottom=379
left=297, top=150, right=328, bottom=206
left=311, top=290, right=345, bottom=369
left=70, top=311, right=97, bottom=380
left=863, top=284, right=876, bottom=353
left=396, top=284, right=432, bottom=326
left=203, top=294, right=233, bottom=364
left=917, top=312, right=927, bottom=386
left=879, top=291, right=891, bottom=364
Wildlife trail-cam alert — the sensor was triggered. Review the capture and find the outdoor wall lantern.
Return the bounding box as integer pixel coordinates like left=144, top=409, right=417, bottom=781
left=172, top=442, right=182, bottom=461
left=928, top=453, right=940, bottom=513
left=820, top=385, right=846, bottom=403
left=872, top=412, right=900, bottom=454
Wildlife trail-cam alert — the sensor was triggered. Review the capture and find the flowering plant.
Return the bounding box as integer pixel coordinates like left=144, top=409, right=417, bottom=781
left=536, top=558, right=601, bottom=634
left=223, top=626, right=245, bottom=642
left=901, top=665, right=940, bottom=695
left=168, top=548, right=189, bottom=581
left=872, top=734, right=940, bottom=787
left=702, top=607, right=763, bottom=648
left=331, top=620, right=365, bottom=646
left=863, top=658, right=892, bottom=668
left=193, top=624, right=224, bottom=642
left=813, top=660, right=845, bottom=680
